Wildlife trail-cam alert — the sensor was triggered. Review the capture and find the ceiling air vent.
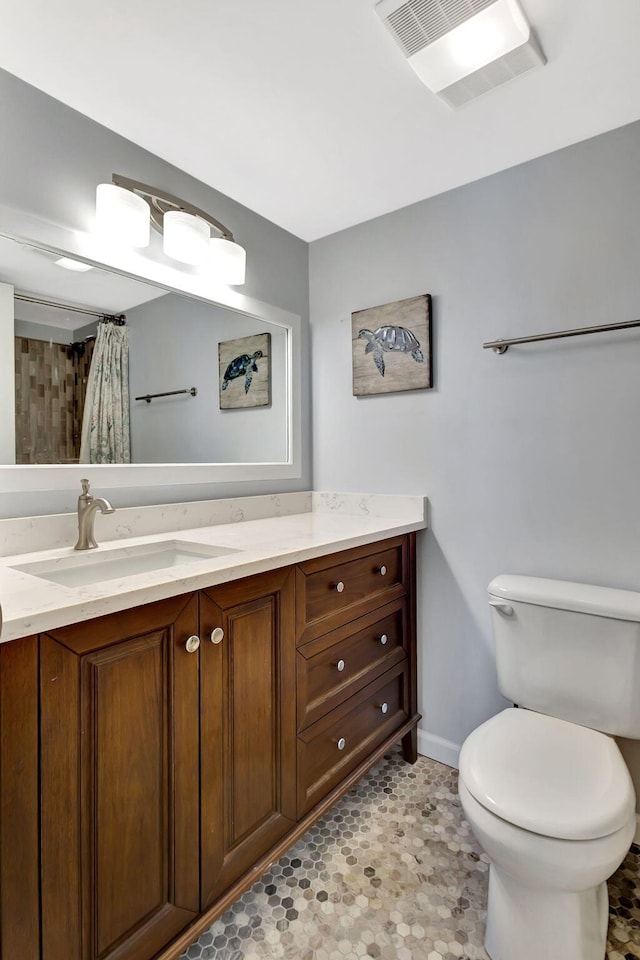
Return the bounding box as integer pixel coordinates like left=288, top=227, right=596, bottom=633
left=375, top=0, right=545, bottom=107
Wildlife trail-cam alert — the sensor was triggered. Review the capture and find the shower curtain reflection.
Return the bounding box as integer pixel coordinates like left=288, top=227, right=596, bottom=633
left=79, top=321, right=130, bottom=463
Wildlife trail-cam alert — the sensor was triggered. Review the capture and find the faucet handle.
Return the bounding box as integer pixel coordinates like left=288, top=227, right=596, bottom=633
left=80, top=478, right=92, bottom=500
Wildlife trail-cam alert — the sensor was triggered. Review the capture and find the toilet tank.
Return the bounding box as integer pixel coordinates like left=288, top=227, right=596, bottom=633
left=489, top=575, right=640, bottom=738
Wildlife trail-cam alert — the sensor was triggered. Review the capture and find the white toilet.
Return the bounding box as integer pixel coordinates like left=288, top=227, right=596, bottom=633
left=458, top=575, right=640, bottom=960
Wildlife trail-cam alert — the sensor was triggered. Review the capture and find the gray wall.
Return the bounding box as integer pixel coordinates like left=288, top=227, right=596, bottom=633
left=14, top=318, right=71, bottom=343
left=309, top=120, right=640, bottom=764
left=0, top=68, right=310, bottom=515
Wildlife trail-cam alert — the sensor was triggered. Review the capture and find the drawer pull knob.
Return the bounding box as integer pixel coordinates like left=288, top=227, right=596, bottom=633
left=337, top=737, right=346, bottom=751
left=379, top=634, right=389, bottom=645
left=337, top=659, right=346, bottom=672
left=379, top=565, right=387, bottom=576
left=335, top=581, right=345, bottom=593
left=210, top=627, right=224, bottom=645
left=185, top=635, right=200, bottom=654
left=380, top=702, right=389, bottom=715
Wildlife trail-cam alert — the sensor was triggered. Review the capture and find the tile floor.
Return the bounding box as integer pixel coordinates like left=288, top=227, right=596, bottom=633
left=181, top=750, right=640, bottom=960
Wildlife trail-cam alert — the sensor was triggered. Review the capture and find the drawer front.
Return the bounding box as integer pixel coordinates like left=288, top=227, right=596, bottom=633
left=297, top=538, right=407, bottom=642
left=297, top=664, right=408, bottom=817
left=297, top=602, right=406, bottom=731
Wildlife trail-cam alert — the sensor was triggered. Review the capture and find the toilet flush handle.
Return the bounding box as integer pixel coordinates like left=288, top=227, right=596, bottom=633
left=489, top=599, right=514, bottom=616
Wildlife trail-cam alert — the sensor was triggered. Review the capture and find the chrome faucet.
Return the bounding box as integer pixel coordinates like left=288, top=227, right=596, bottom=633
left=74, top=479, right=115, bottom=550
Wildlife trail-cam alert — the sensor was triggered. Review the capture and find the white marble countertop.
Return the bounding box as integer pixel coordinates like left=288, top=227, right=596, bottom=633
left=0, top=491, right=427, bottom=643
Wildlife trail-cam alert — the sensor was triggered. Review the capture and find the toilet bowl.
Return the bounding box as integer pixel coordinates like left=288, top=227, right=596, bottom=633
left=459, top=708, right=636, bottom=960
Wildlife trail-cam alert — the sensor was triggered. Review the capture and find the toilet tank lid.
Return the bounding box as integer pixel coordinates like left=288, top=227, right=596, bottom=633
left=489, top=575, right=640, bottom=622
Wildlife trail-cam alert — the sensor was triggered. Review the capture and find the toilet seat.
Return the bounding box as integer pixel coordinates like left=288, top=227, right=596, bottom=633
left=459, top=708, right=635, bottom=841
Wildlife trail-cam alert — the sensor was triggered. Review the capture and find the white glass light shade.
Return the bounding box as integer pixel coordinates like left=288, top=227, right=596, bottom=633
left=163, top=211, right=210, bottom=265
left=95, top=183, right=150, bottom=247
left=209, top=237, right=247, bottom=285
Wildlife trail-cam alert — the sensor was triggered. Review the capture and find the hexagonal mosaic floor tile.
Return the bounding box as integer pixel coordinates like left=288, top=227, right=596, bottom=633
left=180, top=750, right=640, bottom=960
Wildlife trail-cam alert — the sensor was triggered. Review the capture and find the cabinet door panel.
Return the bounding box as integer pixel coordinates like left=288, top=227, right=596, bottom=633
left=41, top=594, right=200, bottom=960
left=200, top=568, right=296, bottom=908
left=0, top=636, right=39, bottom=960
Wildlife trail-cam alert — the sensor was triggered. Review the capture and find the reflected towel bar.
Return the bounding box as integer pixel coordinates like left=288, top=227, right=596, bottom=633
left=135, top=387, right=198, bottom=403
left=483, top=318, right=640, bottom=354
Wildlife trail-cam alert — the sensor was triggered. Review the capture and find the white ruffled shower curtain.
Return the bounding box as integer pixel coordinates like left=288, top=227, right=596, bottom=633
left=79, top=323, right=131, bottom=464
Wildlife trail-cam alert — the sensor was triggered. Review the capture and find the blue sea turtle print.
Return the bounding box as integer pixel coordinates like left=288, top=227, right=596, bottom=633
left=358, top=325, right=424, bottom=377
left=221, top=349, right=264, bottom=394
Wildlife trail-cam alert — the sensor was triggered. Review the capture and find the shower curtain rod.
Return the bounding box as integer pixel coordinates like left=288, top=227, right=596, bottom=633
left=14, top=293, right=124, bottom=322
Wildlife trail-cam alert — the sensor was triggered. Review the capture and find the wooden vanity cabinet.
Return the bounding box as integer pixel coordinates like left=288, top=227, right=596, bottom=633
left=0, top=533, right=418, bottom=960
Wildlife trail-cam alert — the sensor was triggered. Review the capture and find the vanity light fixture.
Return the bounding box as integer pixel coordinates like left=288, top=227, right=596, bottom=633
left=95, top=174, right=247, bottom=284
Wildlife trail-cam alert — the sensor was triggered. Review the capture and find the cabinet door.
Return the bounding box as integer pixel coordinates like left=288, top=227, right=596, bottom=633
left=0, top=636, right=39, bottom=960
left=40, top=594, right=200, bottom=960
left=200, top=568, right=297, bottom=908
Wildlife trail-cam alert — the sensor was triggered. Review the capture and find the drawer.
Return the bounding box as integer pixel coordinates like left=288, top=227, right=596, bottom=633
left=296, top=537, right=408, bottom=643
left=297, top=601, right=406, bottom=731
left=297, top=663, right=409, bottom=817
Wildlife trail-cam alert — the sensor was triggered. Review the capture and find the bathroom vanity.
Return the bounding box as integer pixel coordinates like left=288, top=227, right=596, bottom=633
left=0, top=492, right=425, bottom=960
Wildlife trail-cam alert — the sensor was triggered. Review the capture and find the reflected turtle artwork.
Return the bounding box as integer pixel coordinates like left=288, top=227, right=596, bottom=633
left=218, top=332, right=271, bottom=409
left=222, top=349, right=264, bottom=394
left=352, top=294, right=432, bottom=396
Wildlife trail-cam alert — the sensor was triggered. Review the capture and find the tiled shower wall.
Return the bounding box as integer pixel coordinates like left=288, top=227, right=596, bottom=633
left=14, top=336, right=93, bottom=464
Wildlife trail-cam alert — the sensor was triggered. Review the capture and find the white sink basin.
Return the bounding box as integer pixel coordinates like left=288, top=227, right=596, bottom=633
left=11, top=539, right=239, bottom=588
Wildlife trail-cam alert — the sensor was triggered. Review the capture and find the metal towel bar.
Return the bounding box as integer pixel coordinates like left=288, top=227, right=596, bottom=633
left=483, top=318, right=640, bottom=354
left=135, top=387, right=198, bottom=403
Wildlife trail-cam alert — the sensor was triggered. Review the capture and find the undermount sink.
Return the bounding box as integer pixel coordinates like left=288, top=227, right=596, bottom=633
left=11, top=539, right=239, bottom=588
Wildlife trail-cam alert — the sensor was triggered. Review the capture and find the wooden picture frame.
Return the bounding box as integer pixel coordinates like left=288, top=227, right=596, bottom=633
left=218, top=332, right=271, bottom=409
left=352, top=294, right=432, bottom=396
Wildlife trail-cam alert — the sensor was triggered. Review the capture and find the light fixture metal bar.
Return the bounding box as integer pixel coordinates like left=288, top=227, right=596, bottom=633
left=112, top=174, right=234, bottom=242
left=483, top=317, right=640, bottom=354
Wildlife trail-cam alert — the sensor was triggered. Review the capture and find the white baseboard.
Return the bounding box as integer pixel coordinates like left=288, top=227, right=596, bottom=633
left=417, top=729, right=460, bottom=769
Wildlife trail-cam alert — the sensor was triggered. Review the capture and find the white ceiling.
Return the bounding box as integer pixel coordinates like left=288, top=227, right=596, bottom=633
left=3, top=0, right=640, bottom=241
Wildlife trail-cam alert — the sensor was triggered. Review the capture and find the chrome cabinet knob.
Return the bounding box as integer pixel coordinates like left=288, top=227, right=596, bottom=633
left=378, top=565, right=387, bottom=576
left=337, top=737, right=346, bottom=751
left=379, top=634, right=388, bottom=645
left=337, top=659, right=345, bottom=672
left=185, top=635, right=200, bottom=653
left=210, top=627, right=224, bottom=644
left=335, top=581, right=345, bottom=593
left=380, top=702, right=389, bottom=715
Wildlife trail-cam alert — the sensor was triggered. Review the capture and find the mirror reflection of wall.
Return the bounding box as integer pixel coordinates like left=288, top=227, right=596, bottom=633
left=128, top=295, right=286, bottom=463
left=0, top=236, right=289, bottom=466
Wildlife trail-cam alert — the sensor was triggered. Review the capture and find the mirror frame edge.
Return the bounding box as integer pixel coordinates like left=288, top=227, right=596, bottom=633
left=0, top=202, right=302, bottom=493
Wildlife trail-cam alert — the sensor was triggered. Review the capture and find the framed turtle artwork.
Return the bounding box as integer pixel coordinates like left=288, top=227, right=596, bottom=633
left=218, top=332, right=271, bottom=409
left=351, top=294, right=432, bottom=396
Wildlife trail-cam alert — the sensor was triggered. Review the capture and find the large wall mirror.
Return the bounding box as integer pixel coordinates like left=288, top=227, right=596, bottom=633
left=0, top=205, right=302, bottom=495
